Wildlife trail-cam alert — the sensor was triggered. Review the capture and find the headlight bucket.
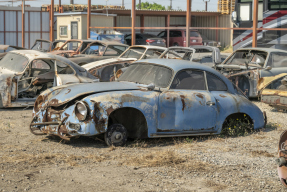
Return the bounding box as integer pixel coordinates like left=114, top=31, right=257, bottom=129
left=34, top=95, right=44, bottom=113
left=75, top=101, right=88, bottom=121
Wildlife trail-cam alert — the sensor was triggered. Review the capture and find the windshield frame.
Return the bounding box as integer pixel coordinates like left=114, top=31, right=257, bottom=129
left=119, top=46, right=148, bottom=59
left=59, top=40, right=83, bottom=51
left=118, top=63, right=174, bottom=88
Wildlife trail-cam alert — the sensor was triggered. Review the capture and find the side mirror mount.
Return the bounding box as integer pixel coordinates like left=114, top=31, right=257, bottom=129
left=265, top=66, right=272, bottom=71
left=232, top=11, right=237, bottom=21
left=146, top=83, right=155, bottom=91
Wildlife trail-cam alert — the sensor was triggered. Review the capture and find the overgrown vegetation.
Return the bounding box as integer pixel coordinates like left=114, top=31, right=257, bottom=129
left=137, top=2, right=168, bottom=10
left=220, top=45, right=233, bottom=53
left=221, top=115, right=253, bottom=136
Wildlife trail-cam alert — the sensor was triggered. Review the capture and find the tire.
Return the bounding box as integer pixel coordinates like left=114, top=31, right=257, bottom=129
left=105, top=124, right=127, bottom=146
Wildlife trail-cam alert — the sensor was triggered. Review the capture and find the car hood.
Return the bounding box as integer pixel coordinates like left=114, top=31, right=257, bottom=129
left=83, top=58, right=137, bottom=71
left=47, top=81, right=141, bottom=107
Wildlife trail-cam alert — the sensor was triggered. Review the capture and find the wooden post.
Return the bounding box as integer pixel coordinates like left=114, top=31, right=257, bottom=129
left=186, top=0, right=191, bottom=47
left=87, top=0, right=91, bottom=39
left=252, top=0, right=258, bottom=47
left=166, top=14, right=170, bottom=48
left=131, top=0, right=136, bottom=45
left=22, top=0, right=25, bottom=47
left=50, top=0, right=54, bottom=41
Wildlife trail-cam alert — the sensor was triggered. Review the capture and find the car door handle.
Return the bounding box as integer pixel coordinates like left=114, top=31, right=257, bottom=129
left=206, top=101, right=215, bottom=106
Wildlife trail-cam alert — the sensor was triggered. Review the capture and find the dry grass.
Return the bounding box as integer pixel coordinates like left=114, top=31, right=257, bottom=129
left=221, top=45, right=233, bottom=53
left=123, top=150, right=186, bottom=168
left=0, top=152, right=110, bottom=168
left=250, top=150, right=275, bottom=157
left=204, top=180, right=227, bottom=191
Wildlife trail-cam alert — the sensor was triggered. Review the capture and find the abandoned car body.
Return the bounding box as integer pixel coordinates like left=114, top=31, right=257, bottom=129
left=276, top=130, right=287, bottom=188
left=82, top=45, right=167, bottom=81
left=0, top=45, right=26, bottom=60
left=260, top=73, right=287, bottom=110
left=216, top=48, right=287, bottom=98
left=0, top=50, right=97, bottom=108
left=67, top=41, right=129, bottom=66
left=30, top=59, right=266, bottom=146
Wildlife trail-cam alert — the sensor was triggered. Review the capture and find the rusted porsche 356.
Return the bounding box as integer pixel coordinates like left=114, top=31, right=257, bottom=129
left=276, top=131, right=287, bottom=188
left=30, top=59, right=266, bottom=146
left=216, top=48, right=287, bottom=98
left=0, top=50, right=97, bottom=108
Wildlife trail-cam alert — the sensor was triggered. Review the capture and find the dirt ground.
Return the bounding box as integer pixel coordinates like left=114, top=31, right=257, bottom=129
left=0, top=101, right=286, bottom=192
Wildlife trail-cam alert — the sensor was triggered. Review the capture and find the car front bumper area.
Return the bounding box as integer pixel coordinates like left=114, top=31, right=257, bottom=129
left=29, top=104, right=97, bottom=140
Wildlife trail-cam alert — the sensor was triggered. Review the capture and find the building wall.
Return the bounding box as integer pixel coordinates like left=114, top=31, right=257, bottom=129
left=56, top=14, right=114, bottom=40
left=0, top=9, right=50, bottom=48
left=193, top=15, right=232, bottom=47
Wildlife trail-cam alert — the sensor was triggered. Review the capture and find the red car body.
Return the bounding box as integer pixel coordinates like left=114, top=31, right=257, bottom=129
left=158, top=30, right=203, bottom=47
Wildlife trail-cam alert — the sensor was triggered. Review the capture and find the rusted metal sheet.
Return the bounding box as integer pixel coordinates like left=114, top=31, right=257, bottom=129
left=30, top=59, right=265, bottom=146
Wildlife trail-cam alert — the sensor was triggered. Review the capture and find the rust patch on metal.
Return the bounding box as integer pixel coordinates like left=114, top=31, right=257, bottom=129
left=50, top=99, right=59, bottom=105
left=65, top=89, right=71, bottom=95
left=93, top=102, right=106, bottom=133
left=195, top=93, right=204, bottom=99
left=106, top=106, right=115, bottom=115
left=180, top=95, right=186, bottom=112
left=121, top=94, right=149, bottom=103
left=219, top=94, right=227, bottom=98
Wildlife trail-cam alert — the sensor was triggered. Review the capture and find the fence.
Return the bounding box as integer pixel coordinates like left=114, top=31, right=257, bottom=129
left=0, top=8, right=50, bottom=48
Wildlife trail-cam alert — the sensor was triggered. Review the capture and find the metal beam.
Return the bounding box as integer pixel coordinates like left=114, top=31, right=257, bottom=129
left=140, top=15, right=144, bottom=33
left=50, top=0, right=54, bottom=41
left=22, top=0, right=25, bottom=47
left=87, top=0, right=91, bottom=39
left=186, top=0, right=191, bottom=47
left=166, top=14, right=170, bottom=47
left=131, top=0, right=136, bottom=45
left=252, top=0, right=258, bottom=47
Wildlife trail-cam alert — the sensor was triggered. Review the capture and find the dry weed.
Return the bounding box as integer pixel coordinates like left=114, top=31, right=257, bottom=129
left=250, top=150, right=275, bottom=157
left=203, top=180, right=227, bottom=190
left=123, top=150, right=186, bottom=168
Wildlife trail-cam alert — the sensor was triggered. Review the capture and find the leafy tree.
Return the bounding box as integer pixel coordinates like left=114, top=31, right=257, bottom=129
left=137, top=2, right=166, bottom=10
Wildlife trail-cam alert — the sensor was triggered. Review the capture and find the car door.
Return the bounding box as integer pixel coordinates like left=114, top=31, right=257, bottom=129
left=157, top=69, right=218, bottom=133
left=261, top=52, right=287, bottom=77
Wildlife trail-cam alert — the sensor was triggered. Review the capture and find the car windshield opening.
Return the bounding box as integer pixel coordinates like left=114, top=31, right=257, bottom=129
left=82, top=43, right=106, bottom=55
left=225, top=50, right=267, bottom=67
left=120, top=47, right=146, bottom=59
left=60, top=41, right=81, bottom=51
left=0, top=52, right=29, bottom=72
left=31, top=41, right=51, bottom=52
left=118, top=63, right=172, bottom=88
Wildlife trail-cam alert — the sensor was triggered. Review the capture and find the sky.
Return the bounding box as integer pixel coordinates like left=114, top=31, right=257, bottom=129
left=0, top=0, right=218, bottom=12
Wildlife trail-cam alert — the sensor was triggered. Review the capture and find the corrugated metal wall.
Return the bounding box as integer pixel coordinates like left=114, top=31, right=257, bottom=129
left=0, top=10, right=50, bottom=48
left=193, top=15, right=232, bottom=47
left=116, top=16, right=140, bottom=34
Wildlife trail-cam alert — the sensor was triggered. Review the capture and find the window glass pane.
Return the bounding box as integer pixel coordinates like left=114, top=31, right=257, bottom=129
left=170, top=70, right=206, bottom=90
left=267, top=52, right=287, bottom=67
left=239, top=4, right=250, bottom=21
left=206, top=72, right=227, bottom=91
left=60, top=26, right=67, bottom=36
left=118, top=64, right=172, bottom=88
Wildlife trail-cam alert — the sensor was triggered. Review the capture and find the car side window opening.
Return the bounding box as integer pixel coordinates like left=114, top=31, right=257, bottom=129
left=170, top=70, right=206, bottom=90
left=125, top=35, right=131, bottom=40
left=225, top=50, right=267, bottom=66
left=31, top=60, right=51, bottom=70
left=267, top=52, right=287, bottom=68
left=55, top=60, right=75, bottom=74
left=205, top=72, right=228, bottom=91
left=104, top=46, right=126, bottom=56
left=170, top=31, right=182, bottom=37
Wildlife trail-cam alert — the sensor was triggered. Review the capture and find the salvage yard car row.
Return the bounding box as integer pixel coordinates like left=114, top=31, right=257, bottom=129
left=2, top=39, right=287, bottom=188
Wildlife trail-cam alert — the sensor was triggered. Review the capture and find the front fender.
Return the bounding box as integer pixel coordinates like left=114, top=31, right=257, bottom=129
left=83, top=90, right=160, bottom=136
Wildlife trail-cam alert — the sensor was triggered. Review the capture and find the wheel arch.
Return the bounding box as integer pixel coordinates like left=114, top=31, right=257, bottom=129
left=108, top=107, right=148, bottom=139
